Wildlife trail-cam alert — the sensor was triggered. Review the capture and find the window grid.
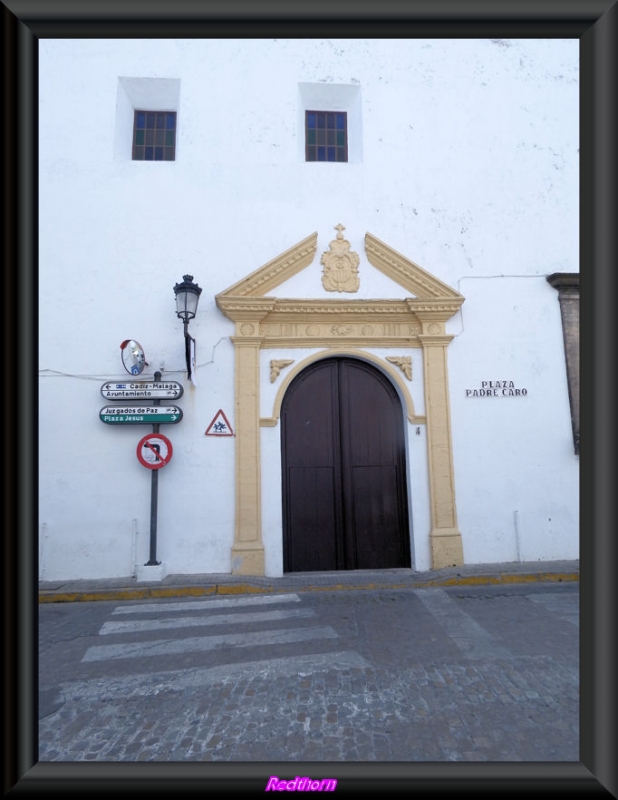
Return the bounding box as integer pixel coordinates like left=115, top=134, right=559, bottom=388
left=132, top=111, right=177, bottom=161
left=305, top=110, right=348, bottom=162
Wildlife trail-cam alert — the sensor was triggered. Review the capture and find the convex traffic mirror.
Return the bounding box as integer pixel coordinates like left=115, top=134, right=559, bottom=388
left=120, top=339, right=148, bottom=375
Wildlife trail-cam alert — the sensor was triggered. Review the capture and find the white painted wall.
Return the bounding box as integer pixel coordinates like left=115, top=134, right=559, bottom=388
left=39, top=38, right=578, bottom=580
left=448, top=277, right=579, bottom=564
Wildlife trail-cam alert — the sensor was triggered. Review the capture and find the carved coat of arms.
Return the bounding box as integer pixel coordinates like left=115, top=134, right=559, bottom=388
left=320, top=223, right=360, bottom=293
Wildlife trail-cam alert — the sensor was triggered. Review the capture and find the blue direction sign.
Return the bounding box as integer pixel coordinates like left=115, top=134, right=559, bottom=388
left=100, top=406, right=183, bottom=425
left=101, top=381, right=184, bottom=400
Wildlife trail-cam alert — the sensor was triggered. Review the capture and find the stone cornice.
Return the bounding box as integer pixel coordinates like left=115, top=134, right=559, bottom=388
left=268, top=298, right=413, bottom=316
left=260, top=336, right=422, bottom=349
left=418, top=334, right=455, bottom=346
left=406, top=298, right=464, bottom=319
left=218, top=297, right=463, bottom=320
left=546, top=272, right=580, bottom=294
left=215, top=296, right=277, bottom=322
left=217, top=296, right=465, bottom=347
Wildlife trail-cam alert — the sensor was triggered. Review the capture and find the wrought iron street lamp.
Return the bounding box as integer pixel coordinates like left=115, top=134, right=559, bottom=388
left=173, top=274, right=202, bottom=334
left=173, top=274, right=202, bottom=382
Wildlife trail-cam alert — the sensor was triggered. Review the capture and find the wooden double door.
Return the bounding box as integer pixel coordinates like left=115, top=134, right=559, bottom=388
left=281, top=357, right=411, bottom=572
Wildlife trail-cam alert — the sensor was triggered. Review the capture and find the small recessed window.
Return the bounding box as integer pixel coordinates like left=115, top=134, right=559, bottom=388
left=132, top=110, right=177, bottom=161
left=305, top=110, right=347, bottom=162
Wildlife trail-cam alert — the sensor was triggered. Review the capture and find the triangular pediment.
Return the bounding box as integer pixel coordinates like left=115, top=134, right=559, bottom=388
left=217, top=233, right=319, bottom=298
left=216, top=230, right=463, bottom=301
left=364, top=232, right=463, bottom=300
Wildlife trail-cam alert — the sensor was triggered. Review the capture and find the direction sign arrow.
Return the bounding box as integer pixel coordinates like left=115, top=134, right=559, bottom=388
left=99, top=405, right=183, bottom=424
left=101, top=381, right=184, bottom=400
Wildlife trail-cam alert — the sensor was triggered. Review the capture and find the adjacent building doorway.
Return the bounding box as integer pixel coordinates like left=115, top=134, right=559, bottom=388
left=281, top=357, right=411, bottom=572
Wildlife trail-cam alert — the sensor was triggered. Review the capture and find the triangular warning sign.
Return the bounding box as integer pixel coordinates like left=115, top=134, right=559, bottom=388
left=205, top=409, right=234, bottom=436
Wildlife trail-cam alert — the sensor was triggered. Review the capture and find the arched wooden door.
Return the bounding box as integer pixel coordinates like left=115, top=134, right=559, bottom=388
left=281, top=357, right=411, bottom=572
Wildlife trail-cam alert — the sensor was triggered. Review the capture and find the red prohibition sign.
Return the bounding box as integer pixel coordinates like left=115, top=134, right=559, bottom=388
left=137, top=433, right=173, bottom=469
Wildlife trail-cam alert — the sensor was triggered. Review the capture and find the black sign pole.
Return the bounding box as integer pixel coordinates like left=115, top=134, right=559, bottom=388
left=146, top=370, right=162, bottom=566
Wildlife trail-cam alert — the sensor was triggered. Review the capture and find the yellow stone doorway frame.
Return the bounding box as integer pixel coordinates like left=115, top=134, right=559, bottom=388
left=216, top=231, right=465, bottom=575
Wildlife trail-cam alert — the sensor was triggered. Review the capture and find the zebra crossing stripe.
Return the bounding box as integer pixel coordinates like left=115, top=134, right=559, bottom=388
left=82, top=625, right=339, bottom=662
left=100, top=607, right=316, bottom=635
left=62, top=651, right=372, bottom=700
left=112, top=593, right=301, bottom=615
left=413, top=587, right=512, bottom=659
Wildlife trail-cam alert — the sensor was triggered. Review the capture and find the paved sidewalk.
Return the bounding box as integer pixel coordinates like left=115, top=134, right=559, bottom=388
left=39, top=559, right=579, bottom=603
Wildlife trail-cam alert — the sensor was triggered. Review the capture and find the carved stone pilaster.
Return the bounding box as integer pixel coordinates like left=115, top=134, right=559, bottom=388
left=230, top=337, right=264, bottom=575
left=547, top=273, right=579, bottom=455
left=419, top=334, right=464, bottom=568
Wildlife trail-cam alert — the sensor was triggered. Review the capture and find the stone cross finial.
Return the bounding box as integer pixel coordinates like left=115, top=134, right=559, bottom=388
left=334, top=223, right=346, bottom=239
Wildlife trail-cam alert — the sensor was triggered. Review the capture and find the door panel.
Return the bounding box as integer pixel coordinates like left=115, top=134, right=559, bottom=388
left=351, top=465, right=403, bottom=569
left=288, top=467, right=338, bottom=571
left=282, top=361, right=343, bottom=572
left=282, top=357, right=410, bottom=572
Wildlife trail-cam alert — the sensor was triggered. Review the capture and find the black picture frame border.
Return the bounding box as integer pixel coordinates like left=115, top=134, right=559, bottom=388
left=3, top=0, right=616, bottom=796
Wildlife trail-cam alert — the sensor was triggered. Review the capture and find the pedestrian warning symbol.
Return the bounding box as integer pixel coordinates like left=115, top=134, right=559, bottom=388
left=205, top=409, right=234, bottom=437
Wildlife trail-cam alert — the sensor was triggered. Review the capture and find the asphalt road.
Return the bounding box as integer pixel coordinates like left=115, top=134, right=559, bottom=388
left=38, top=582, right=579, bottom=763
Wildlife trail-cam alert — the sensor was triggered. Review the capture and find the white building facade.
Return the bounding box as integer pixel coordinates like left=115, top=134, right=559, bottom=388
left=38, top=38, right=579, bottom=581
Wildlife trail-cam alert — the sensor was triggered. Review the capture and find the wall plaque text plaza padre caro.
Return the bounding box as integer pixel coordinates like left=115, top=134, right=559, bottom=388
left=465, top=380, right=528, bottom=397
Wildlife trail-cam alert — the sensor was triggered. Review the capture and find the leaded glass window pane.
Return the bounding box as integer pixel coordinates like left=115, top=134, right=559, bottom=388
left=305, top=110, right=347, bottom=163
left=133, top=111, right=177, bottom=161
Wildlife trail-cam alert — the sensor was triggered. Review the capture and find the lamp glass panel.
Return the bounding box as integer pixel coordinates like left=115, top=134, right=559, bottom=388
left=176, top=290, right=199, bottom=319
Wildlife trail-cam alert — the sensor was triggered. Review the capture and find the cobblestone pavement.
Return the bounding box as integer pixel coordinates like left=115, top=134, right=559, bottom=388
left=38, top=584, right=579, bottom=762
